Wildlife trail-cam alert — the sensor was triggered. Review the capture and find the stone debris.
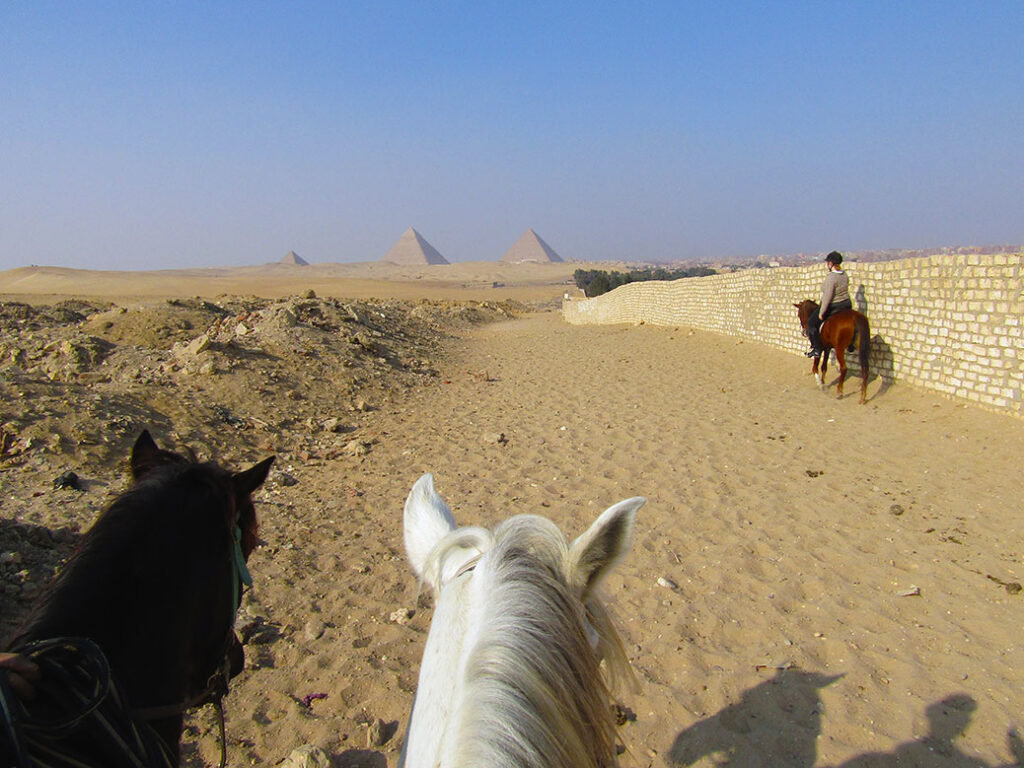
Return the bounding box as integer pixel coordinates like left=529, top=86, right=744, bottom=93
left=304, top=619, right=326, bottom=640
left=279, top=744, right=331, bottom=768
left=181, top=333, right=211, bottom=356
left=52, top=471, right=82, bottom=490
left=389, top=608, right=413, bottom=625
left=343, top=440, right=371, bottom=456
left=367, top=717, right=389, bottom=747
left=275, top=472, right=299, bottom=487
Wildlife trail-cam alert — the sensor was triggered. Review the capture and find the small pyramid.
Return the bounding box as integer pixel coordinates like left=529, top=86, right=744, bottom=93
left=382, top=228, right=449, bottom=265
left=501, top=229, right=563, bottom=263
left=281, top=250, right=309, bottom=266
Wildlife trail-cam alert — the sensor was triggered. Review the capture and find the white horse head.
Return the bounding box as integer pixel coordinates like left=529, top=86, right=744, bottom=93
left=401, top=473, right=645, bottom=768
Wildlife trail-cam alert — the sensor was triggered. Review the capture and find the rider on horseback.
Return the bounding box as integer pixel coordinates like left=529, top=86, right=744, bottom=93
left=806, top=251, right=853, bottom=358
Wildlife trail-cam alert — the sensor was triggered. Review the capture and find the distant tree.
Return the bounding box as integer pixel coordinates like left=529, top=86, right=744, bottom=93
left=573, top=266, right=715, bottom=297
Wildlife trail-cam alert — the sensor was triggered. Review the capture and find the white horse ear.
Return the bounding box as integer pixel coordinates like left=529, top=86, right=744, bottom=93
left=404, top=473, right=458, bottom=579
left=568, top=497, right=644, bottom=600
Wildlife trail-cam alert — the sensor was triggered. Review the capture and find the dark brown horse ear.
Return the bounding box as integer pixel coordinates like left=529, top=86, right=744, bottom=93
left=130, top=430, right=161, bottom=480
left=233, top=456, right=275, bottom=495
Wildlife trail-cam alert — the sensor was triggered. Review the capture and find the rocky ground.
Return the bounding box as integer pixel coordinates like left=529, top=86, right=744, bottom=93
left=3, top=294, right=1022, bottom=768
left=0, top=294, right=521, bottom=641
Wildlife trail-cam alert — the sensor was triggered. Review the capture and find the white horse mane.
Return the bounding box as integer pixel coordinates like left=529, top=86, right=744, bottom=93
left=406, top=476, right=643, bottom=768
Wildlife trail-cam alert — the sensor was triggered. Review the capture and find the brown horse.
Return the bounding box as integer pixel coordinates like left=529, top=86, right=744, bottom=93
left=1, top=430, right=273, bottom=766
left=794, top=300, right=871, bottom=404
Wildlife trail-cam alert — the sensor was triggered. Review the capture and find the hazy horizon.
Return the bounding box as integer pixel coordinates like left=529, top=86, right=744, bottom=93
left=3, top=2, right=1022, bottom=271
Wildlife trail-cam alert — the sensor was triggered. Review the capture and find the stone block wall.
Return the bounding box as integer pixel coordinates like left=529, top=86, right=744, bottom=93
left=563, top=252, right=1023, bottom=417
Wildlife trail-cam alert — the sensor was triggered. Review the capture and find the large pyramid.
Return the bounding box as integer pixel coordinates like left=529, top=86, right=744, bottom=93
left=501, top=229, right=564, bottom=263
left=382, top=228, right=449, bottom=265
left=281, top=250, right=309, bottom=266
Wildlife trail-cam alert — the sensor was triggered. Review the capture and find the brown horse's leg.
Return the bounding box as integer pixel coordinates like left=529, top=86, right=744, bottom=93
left=817, top=349, right=829, bottom=393
left=834, top=346, right=847, bottom=399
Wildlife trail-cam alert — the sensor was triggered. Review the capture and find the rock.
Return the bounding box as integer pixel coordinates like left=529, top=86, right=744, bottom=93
left=275, top=472, right=299, bottom=487
left=0, top=552, right=21, bottom=568
left=897, top=585, right=921, bottom=597
left=77, top=372, right=110, bottom=384
left=367, top=718, right=388, bottom=748
left=304, top=619, right=326, bottom=640
left=483, top=432, right=508, bottom=445
left=235, top=323, right=250, bottom=336
left=53, top=471, right=82, bottom=490
left=276, top=307, right=298, bottom=326
left=889, top=503, right=905, bottom=516
left=302, top=289, right=317, bottom=299
left=184, top=334, right=211, bottom=356
left=389, top=608, right=413, bottom=625
left=343, top=440, right=371, bottom=456
left=279, top=744, right=331, bottom=768
left=322, top=417, right=344, bottom=433
left=656, top=576, right=678, bottom=589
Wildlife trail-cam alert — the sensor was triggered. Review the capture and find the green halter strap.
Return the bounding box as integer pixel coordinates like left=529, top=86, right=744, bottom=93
left=231, top=525, right=253, bottom=612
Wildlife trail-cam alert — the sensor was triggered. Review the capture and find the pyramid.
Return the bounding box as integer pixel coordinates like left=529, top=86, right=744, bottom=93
left=382, top=228, right=449, bottom=265
left=281, top=250, right=309, bottom=266
left=501, top=229, right=563, bottom=263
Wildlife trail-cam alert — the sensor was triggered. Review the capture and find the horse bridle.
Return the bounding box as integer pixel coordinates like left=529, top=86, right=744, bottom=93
left=133, top=652, right=234, bottom=768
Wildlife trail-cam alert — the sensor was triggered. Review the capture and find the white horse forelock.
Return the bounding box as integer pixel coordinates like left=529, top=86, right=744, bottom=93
left=418, top=514, right=631, bottom=768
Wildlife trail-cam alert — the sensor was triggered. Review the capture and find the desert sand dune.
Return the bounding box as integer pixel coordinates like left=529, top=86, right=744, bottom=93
left=0, top=260, right=588, bottom=304
left=0, top=269, right=1020, bottom=767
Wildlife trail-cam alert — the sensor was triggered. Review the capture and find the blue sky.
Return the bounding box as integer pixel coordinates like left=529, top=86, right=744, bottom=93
left=2, top=1, right=1022, bottom=269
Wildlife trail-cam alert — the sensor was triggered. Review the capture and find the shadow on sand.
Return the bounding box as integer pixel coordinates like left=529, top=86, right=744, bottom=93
left=668, top=671, right=1022, bottom=768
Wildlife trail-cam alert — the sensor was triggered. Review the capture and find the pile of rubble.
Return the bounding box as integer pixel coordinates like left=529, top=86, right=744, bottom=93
left=0, top=293, right=522, bottom=638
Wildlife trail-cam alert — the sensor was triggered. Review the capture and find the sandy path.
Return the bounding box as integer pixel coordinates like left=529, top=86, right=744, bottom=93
left=197, top=309, right=1022, bottom=767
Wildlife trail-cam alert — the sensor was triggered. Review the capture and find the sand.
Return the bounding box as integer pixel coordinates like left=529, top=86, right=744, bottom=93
left=1, top=265, right=1021, bottom=767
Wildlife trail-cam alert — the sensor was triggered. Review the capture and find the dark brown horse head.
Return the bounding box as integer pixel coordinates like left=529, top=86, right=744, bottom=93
left=130, top=430, right=271, bottom=557
left=8, top=431, right=274, bottom=762
left=793, top=300, right=820, bottom=334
